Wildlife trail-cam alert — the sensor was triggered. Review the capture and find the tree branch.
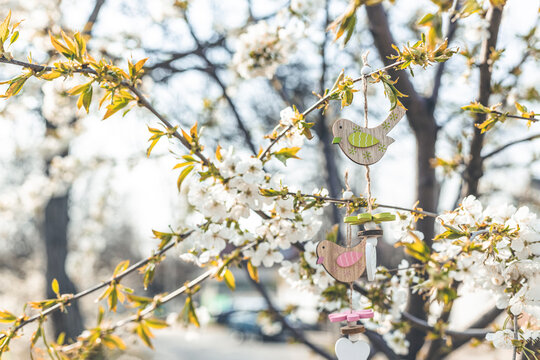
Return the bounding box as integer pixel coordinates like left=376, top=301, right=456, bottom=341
left=0, top=231, right=193, bottom=342
left=352, top=283, right=491, bottom=340
left=445, top=306, right=503, bottom=355
left=281, top=192, right=439, bottom=217
left=146, top=37, right=225, bottom=71
left=461, top=5, right=504, bottom=197
left=61, top=268, right=217, bottom=354
left=429, top=1, right=460, bottom=111
left=83, top=0, right=106, bottom=35
left=363, top=329, right=400, bottom=360
left=365, top=4, right=440, bottom=357
left=184, top=16, right=257, bottom=155
left=482, top=133, right=540, bottom=160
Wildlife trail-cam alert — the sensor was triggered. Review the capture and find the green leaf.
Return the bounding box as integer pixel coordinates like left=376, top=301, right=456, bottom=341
left=177, top=165, right=194, bottom=191
left=145, top=317, right=168, bottom=329
left=515, top=102, right=528, bottom=114
left=396, top=232, right=431, bottom=262
left=383, top=81, right=397, bottom=110
left=247, top=261, right=259, bottom=282
left=417, top=13, right=435, bottom=26
left=49, top=32, right=72, bottom=58
left=0, top=11, right=11, bottom=43
left=102, top=334, right=126, bottom=350
left=0, top=310, right=16, bottom=323
left=9, top=30, right=18, bottom=45
left=273, top=147, right=301, bottom=165
left=103, top=98, right=130, bottom=119
left=223, top=269, right=236, bottom=291
left=135, top=322, right=154, bottom=349
left=31, top=325, right=42, bottom=347
left=0, top=74, right=30, bottom=98
left=258, top=187, right=288, bottom=197
left=461, top=102, right=489, bottom=113
left=51, top=278, right=60, bottom=297
left=114, top=260, right=130, bottom=276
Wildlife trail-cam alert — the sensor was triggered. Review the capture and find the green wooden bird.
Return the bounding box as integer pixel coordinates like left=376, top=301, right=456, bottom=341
left=332, top=106, right=406, bottom=165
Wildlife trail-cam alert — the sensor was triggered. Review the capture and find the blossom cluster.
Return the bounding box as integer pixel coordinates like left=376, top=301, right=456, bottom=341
left=435, top=196, right=540, bottom=348
left=179, top=147, right=326, bottom=269
left=232, top=21, right=298, bottom=79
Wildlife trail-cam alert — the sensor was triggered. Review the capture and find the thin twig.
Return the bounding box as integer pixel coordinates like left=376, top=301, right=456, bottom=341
left=125, top=84, right=210, bottom=165
left=83, top=0, right=106, bottom=35
left=0, top=231, right=193, bottom=341
left=60, top=268, right=217, bottom=353
left=352, top=283, right=491, bottom=339
left=283, top=191, right=439, bottom=217
left=0, top=56, right=210, bottom=165
left=258, top=60, right=405, bottom=160
left=482, top=133, right=540, bottom=160
left=490, top=110, right=539, bottom=122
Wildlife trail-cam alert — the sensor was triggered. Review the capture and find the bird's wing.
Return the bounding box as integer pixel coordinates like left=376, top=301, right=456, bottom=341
left=336, top=251, right=363, bottom=267
left=347, top=131, right=380, bottom=148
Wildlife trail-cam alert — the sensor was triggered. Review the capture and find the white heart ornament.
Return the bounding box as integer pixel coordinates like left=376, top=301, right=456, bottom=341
left=335, top=337, right=370, bottom=360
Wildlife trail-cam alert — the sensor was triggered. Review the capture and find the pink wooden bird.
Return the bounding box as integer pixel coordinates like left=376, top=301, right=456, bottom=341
left=316, top=239, right=366, bottom=283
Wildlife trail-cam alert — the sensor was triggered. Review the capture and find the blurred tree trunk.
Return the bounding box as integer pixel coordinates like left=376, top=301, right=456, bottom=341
left=43, top=192, right=84, bottom=339
left=366, top=4, right=439, bottom=358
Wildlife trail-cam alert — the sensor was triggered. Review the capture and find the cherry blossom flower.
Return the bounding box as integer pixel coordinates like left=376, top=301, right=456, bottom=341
left=247, top=242, right=284, bottom=267
left=486, top=329, right=513, bottom=349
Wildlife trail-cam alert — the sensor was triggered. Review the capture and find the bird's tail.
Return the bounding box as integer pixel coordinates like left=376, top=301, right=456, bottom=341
left=378, top=106, right=406, bottom=134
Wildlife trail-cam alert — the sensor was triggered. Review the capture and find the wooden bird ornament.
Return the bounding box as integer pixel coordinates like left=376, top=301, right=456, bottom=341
left=332, top=106, right=406, bottom=165
left=316, top=238, right=366, bottom=283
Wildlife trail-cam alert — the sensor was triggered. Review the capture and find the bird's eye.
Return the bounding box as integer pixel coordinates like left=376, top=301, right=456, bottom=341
left=339, top=126, right=342, bottom=129
left=322, top=246, right=325, bottom=249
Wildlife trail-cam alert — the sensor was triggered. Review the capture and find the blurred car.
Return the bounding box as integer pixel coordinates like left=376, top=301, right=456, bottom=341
left=215, top=309, right=318, bottom=343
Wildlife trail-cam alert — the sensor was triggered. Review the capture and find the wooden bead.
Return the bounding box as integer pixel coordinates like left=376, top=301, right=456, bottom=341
left=357, top=229, right=383, bottom=237
left=340, top=324, right=365, bottom=335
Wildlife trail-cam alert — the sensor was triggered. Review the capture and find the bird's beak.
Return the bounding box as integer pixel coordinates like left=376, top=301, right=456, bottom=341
left=317, top=257, right=324, bottom=264
left=332, top=137, right=341, bottom=144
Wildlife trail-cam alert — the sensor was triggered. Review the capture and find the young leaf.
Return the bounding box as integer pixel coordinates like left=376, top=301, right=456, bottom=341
left=51, top=278, right=60, bottom=297
left=49, top=32, right=72, bottom=58
left=145, top=317, right=168, bottom=329
left=223, top=269, right=236, bottom=291
left=102, top=334, right=126, bottom=350
left=113, top=260, right=130, bottom=276
left=0, top=11, right=11, bottom=43
left=247, top=261, right=259, bottom=282
left=0, top=310, right=16, bottom=323
left=273, top=147, right=301, bottom=165
left=177, top=165, right=194, bottom=191
left=135, top=322, right=154, bottom=349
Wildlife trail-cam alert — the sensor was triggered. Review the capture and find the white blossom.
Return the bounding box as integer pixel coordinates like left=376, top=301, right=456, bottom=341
left=232, top=21, right=296, bottom=79
left=486, top=329, right=514, bottom=349
left=247, top=242, right=284, bottom=267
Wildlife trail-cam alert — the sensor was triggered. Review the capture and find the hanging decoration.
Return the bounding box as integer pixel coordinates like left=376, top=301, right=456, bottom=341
left=317, top=53, right=403, bottom=359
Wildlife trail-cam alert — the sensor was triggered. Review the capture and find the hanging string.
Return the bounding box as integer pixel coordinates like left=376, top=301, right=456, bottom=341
left=361, top=52, right=373, bottom=214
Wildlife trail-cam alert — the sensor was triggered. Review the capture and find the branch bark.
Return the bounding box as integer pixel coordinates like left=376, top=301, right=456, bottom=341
left=313, top=0, right=343, bottom=230
left=461, top=5, right=504, bottom=197
left=184, top=16, right=258, bottom=155
left=482, top=133, right=540, bottom=160
left=365, top=4, right=439, bottom=358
